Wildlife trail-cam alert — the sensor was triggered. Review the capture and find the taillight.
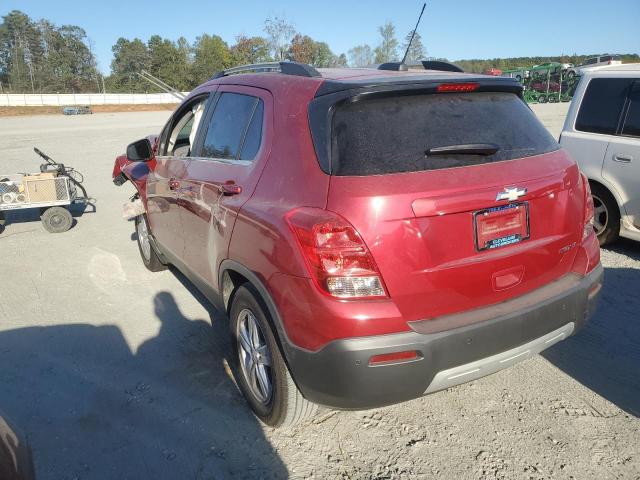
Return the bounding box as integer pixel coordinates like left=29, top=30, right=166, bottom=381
left=581, top=173, right=595, bottom=240
left=436, top=82, right=479, bottom=93
left=285, top=208, right=386, bottom=299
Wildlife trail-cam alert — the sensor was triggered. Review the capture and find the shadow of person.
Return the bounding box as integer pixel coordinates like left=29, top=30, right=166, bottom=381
left=0, top=292, right=287, bottom=479
left=543, top=265, right=640, bottom=417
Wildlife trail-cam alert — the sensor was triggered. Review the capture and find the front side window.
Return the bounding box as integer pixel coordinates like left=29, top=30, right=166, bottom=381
left=575, top=78, right=632, bottom=135
left=200, top=93, right=263, bottom=161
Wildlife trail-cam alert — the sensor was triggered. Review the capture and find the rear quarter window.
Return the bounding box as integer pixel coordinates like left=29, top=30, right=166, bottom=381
left=331, top=92, right=558, bottom=176
left=622, top=82, right=640, bottom=138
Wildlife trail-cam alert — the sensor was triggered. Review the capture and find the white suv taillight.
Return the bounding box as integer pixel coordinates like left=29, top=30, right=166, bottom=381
left=286, top=208, right=386, bottom=298
left=581, top=173, right=595, bottom=240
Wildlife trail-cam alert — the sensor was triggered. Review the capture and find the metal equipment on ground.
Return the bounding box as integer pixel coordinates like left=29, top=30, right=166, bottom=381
left=0, top=148, right=90, bottom=233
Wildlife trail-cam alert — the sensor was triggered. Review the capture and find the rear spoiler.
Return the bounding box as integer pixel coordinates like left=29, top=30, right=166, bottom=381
left=314, top=75, right=522, bottom=97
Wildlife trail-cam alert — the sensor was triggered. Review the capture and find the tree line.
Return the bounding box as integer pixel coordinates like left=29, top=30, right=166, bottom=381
left=0, top=10, right=99, bottom=93
left=0, top=10, right=428, bottom=93
left=0, top=9, right=637, bottom=94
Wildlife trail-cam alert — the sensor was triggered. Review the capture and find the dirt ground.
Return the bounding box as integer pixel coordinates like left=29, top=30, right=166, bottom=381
left=0, top=103, right=175, bottom=117
left=0, top=104, right=638, bottom=480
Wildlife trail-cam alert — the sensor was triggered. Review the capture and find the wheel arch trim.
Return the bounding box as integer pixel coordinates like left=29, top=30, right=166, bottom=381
left=218, top=260, right=307, bottom=356
left=587, top=177, right=625, bottom=220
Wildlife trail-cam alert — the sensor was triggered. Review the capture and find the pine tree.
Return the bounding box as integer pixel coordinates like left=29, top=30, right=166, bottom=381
left=401, top=31, right=426, bottom=63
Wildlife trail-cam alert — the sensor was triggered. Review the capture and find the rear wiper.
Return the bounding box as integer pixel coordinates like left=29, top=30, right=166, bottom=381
left=425, top=143, right=500, bottom=156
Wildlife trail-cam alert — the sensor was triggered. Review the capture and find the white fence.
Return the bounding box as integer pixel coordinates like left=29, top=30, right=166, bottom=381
left=0, top=92, right=187, bottom=107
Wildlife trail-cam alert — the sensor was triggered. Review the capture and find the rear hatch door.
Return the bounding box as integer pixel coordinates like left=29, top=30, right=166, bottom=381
left=322, top=87, right=583, bottom=321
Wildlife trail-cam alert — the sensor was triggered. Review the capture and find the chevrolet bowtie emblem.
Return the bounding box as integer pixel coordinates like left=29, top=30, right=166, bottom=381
left=496, top=187, right=527, bottom=202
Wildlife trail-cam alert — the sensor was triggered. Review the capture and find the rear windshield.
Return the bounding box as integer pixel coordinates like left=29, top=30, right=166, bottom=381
left=331, top=92, right=559, bottom=176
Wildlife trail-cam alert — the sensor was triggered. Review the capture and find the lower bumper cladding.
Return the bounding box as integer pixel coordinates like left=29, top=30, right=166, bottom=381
left=424, top=322, right=574, bottom=394
left=286, top=264, right=604, bottom=410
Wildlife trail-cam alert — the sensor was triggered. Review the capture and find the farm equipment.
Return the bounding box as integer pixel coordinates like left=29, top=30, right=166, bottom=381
left=0, top=147, right=90, bottom=233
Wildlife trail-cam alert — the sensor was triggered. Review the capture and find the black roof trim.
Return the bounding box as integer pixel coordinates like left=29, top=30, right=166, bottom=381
left=378, top=62, right=409, bottom=71
left=421, top=60, right=464, bottom=73
left=280, top=62, right=322, bottom=78
left=377, top=60, right=464, bottom=73
left=210, top=61, right=321, bottom=80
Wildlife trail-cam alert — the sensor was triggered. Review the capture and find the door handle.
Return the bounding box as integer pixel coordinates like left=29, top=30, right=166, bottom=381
left=168, top=179, right=180, bottom=190
left=613, top=154, right=632, bottom=163
left=217, top=182, right=242, bottom=196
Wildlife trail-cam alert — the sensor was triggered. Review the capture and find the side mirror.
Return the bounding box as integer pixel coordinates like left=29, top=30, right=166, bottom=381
left=126, top=138, right=153, bottom=162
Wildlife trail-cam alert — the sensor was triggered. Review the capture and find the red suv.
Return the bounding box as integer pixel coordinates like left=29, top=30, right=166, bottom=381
left=113, top=61, right=603, bottom=427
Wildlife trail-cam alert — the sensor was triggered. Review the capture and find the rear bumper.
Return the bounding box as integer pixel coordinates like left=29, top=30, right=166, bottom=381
left=286, top=264, right=603, bottom=409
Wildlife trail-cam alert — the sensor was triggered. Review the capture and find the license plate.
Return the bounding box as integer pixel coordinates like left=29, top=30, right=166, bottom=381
left=474, top=203, right=529, bottom=251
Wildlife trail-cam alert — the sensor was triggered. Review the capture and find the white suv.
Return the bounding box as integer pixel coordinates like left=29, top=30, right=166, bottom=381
left=560, top=63, right=640, bottom=245
left=567, top=55, right=623, bottom=79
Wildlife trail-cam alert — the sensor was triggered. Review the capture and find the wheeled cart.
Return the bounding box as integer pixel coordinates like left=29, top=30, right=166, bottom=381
left=0, top=148, right=90, bottom=233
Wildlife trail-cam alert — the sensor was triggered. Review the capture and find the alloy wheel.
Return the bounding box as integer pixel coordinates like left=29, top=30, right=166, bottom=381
left=236, top=308, right=273, bottom=405
left=592, top=195, right=608, bottom=235
left=137, top=216, right=152, bottom=260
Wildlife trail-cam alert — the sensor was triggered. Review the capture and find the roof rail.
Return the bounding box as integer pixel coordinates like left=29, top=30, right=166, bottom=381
left=211, top=61, right=321, bottom=80
left=378, top=62, right=409, bottom=71
left=377, top=60, right=464, bottom=73
left=420, top=60, right=464, bottom=73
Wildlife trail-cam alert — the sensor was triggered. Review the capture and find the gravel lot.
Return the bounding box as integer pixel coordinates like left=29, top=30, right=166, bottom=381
left=0, top=104, right=638, bottom=479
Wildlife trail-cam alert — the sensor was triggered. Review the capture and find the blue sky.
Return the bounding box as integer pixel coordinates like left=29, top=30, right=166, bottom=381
left=3, top=0, right=639, bottom=73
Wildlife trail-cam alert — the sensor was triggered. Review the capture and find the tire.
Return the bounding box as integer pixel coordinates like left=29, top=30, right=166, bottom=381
left=538, top=94, right=548, bottom=103
left=40, top=206, right=72, bottom=233
left=230, top=284, right=317, bottom=427
left=135, top=214, right=167, bottom=271
left=590, top=184, right=620, bottom=246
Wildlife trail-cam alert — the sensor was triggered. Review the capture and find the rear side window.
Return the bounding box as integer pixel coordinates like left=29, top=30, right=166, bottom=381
left=200, top=92, right=263, bottom=161
left=622, top=83, right=640, bottom=138
left=576, top=78, right=632, bottom=135
left=239, top=101, right=264, bottom=160
left=331, top=92, right=558, bottom=176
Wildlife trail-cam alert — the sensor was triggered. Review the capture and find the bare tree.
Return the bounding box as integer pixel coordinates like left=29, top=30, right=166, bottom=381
left=374, top=21, right=399, bottom=64
left=264, top=16, right=295, bottom=61
left=348, top=44, right=374, bottom=67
